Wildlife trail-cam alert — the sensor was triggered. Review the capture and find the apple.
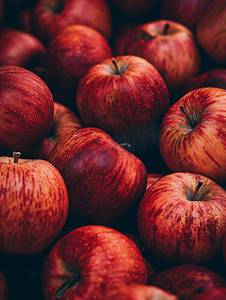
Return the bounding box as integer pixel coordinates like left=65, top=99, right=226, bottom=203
left=76, top=55, right=169, bottom=162
left=137, top=172, right=226, bottom=265
left=0, top=151, right=69, bottom=255
left=108, top=0, right=158, bottom=17
left=181, top=68, right=226, bottom=96
left=152, top=264, right=226, bottom=297
left=32, top=0, right=112, bottom=45
left=48, top=127, right=147, bottom=227
left=146, top=173, right=163, bottom=190
left=126, top=19, right=201, bottom=92
left=44, top=24, right=112, bottom=108
left=0, top=268, right=7, bottom=300
left=41, top=225, right=152, bottom=299
left=100, top=283, right=178, bottom=300
left=0, top=65, right=54, bottom=157
left=0, top=27, right=46, bottom=70
left=159, top=87, right=226, bottom=183
left=32, top=101, right=83, bottom=160
left=160, top=0, right=212, bottom=32
left=196, top=0, right=226, bottom=66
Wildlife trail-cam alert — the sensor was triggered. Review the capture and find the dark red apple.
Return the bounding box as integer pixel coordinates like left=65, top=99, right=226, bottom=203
left=137, top=172, right=226, bottom=265
left=152, top=264, right=226, bottom=297
left=0, top=27, right=46, bottom=70
left=44, top=24, right=112, bottom=108
left=32, top=0, right=112, bottom=45
left=0, top=65, right=54, bottom=157
left=41, top=225, right=152, bottom=299
left=48, top=127, right=147, bottom=227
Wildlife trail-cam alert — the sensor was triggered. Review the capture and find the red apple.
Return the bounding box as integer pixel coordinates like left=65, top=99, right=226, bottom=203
left=146, top=173, right=163, bottom=190
left=76, top=55, right=169, bottom=162
left=152, top=264, right=226, bottom=297
left=44, top=24, right=112, bottom=108
left=137, top=172, right=226, bottom=265
left=48, top=127, right=147, bottom=227
left=126, top=20, right=201, bottom=92
left=160, top=0, right=212, bottom=32
left=108, top=0, right=158, bottom=17
left=41, top=225, right=151, bottom=299
left=0, top=151, right=69, bottom=255
left=0, top=268, right=7, bottom=300
left=32, top=0, right=112, bottom=45
left=100, top=283, right=178, bottom=300
left=0, top=27, right=46, bottom=70
left=181, top=68, right=226, bottom=96
left=196, top=0, right=226, bottom=66
left=159, top=87, right=226, bottom=183
left=32, top=101, right=83, bottom=160
left=0, top=65, right=54, bottom=157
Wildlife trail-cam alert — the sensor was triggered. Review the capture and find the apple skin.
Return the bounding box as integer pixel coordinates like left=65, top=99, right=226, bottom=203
left=32, top=0, right=112, bottom=45
left=32, top=101, right=83, bottom=160
left=99, top=283, right=178, bottom=300
left=152, top=264, right=226, bottom=297
left=159, top=87, right=226, bottom=183
left=184, top=287, right=226, bottom=300
left=41, top=225, right=151, bottom=300
left=196, top=0, right=226, bottom=66
left=126, top=20, right=201, bottom=92
left=76, top=55, right=169, bottom=137
left=48, top=127, right=147, bottom=226
left=160, top=0, right=212, bottom=32
left=44, top=24, right=112, bottom=108
left=181, top=68, right=226, bottom=96
left=137, top=172, right=226, bottom=265
left=0, top=27, right=46, bottom=70
left=0, top=154, right=69, bottom=255
left=0, top=65, right=54, bottom=157
left=146, top=173, right=163, bottom=190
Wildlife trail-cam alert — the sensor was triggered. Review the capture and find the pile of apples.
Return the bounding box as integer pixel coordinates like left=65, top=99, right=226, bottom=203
left=1, top=0, right=226, bottom=299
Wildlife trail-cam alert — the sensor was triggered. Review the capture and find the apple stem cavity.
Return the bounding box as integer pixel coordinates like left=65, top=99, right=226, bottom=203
left=192, top=180, right=203, bottom=201
left=13, top=151, right=21, bottom=163
left=112, top=60, right=122, bottom=77
left=163, top=23, right=170, bottom=35
left=55, top=276, right=80, bottom=299
left=180, top=105, right=197, bottom=128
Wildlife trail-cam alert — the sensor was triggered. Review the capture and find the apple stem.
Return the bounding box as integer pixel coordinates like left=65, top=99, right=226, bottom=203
left=112, top=60, right=121, bottom=76
left=192, top=180, right=203, bottom=200
left=13, top=151, right=21, bottom=163
left=180, top=106, right=196, bottom=128
left=163, top=23, right=170, bottom=35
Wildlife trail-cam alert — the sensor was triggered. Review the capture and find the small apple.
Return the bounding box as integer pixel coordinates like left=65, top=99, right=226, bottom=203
left=41, top=225, right=151, bottom=299
left=0, top=27, right=46, bottom=70
left=160, top=0, right=212, bottom=32
left=159, top=87, right=226, bottom=183
left=137, top=172, right=226, bottom=265
left=181, top=68, right=226, bottom=96
left=100, top=283, right=178, bottom=300
left=126, top=19, right=201, bottom=92
left=44, top=24, right=112, bottom=108
left=32, top=101, right=83, bottom=160
left=152, top=264, right=226, bottom=297
left=48, top=127, right=147, bottom=227
left=196, top=0, right=226, bottom=66
left=0, top=65, right=54, bottom=157
left=0, top=151, right=69, bottom=255
left=32, top=0, right=112, bottom=45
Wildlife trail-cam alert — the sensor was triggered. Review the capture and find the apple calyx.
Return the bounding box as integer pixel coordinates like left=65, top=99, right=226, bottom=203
left=180, top=106, right=197, bottom=129
left=178, top=286, right=205, bottom=299
left=55, top=272, right=81, bottom=299
left=13, top=151, right=21, bottom=163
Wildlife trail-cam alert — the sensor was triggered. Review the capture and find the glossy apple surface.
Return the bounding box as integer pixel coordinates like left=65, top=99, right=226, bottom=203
left=126, top=19, right=201, bottom=92
left=137, top=172, right=226, bottom=265
left=48, top=127, right=147, bottom=226
left=196, top=0, right=226, bottom=66
left=0, top=65, right=54, bottom=157
left=0, top=153, right=69, bottom=255
left=32, top=102, right=83, bottom=160
left=41, top=225, right=151, bottom=299
left=33, top=0, right=112, bottom=45
left=152, top=264, right=226, bottom=297
left=45, top=24, right=112, bottom=107
left=0, top=27, right=46, bottom=69
left=159, top=87, right=226, bottom=183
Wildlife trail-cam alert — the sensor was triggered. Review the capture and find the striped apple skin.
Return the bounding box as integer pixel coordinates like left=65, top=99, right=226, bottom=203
left=0, top=157, right=69, bottom=255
